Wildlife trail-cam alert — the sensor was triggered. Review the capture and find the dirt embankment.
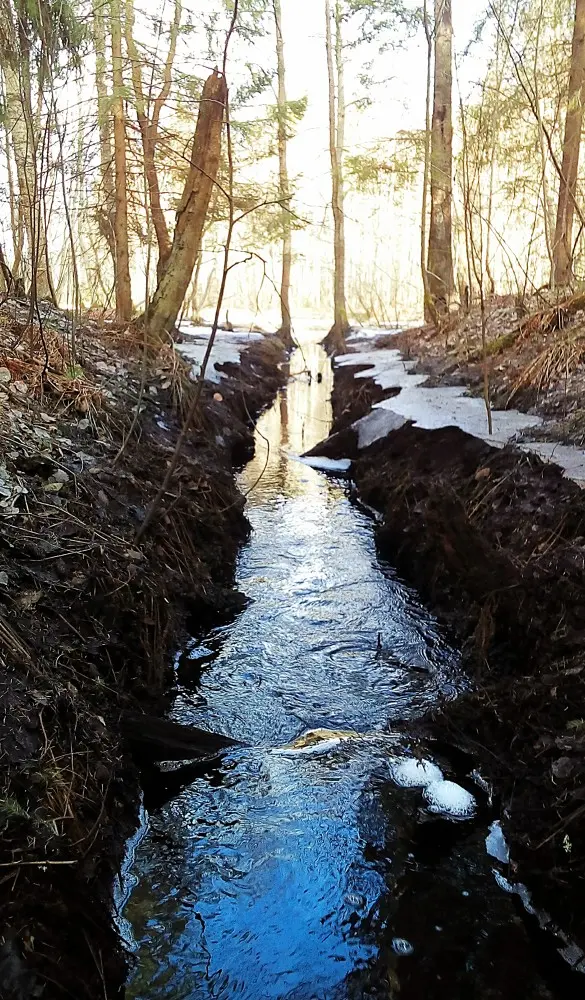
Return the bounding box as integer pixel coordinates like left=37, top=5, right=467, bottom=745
left=0, top=304, right=286, bottom=1000
left=327, top=359, right=585, bottom=951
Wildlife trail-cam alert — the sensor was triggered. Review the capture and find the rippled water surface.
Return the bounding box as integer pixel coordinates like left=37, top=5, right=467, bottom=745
left=123, top=336, right=567, bottom=1000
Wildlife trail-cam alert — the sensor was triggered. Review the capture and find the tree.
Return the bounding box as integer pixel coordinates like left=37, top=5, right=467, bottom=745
left=0, top=0, right=59, bottom=300
left=92, top=0, right=116, bottom=276
left=552, top=0, right=585, bottom=286
left=110, top=0, right=133, bottom=321
left=324, top=0, right=349, bottom=353
left=427, top=0, right=454, bottom=313
left=125, top=0, right=182, bottom=280
left=273, top=0, right=293, bottom=346
left=145, top=70, right=228, bottom=343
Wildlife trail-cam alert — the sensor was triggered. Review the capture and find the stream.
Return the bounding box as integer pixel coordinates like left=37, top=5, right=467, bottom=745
left=121, top=335, right=575, bottom=1000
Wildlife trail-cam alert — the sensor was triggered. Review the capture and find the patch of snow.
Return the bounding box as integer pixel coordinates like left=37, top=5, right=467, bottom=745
left=486, top=820, right=509, bottom=863
left=519, top=441, right=585, bottom=483
left=335, top=349, right=427, bottom=391
left=378, top=386, right=540, bottom=445
left=290, top=454, right=352, bottom=473
left=390, top=757, right=444, bottom=788
left=354, top=407, right=407, bottom=449
left=177, top=326, right=265, bottom=384
left=423, top=779, right=477, bottom=818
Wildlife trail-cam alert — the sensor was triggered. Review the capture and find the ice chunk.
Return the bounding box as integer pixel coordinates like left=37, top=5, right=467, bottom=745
left=390, top=757, right=444, bottom=788
left=392, top=938, right=414, bottom=956
left=423, top=779, right=477, bottom=818
left=486, top=820, right=509, bottom=863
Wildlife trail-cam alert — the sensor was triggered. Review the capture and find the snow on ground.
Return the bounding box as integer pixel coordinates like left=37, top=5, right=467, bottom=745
left=289, top=454, right=352, bottom=474
left=339, top=348, right=585, bottom=483
left=178, top=325, right=265, bottom=384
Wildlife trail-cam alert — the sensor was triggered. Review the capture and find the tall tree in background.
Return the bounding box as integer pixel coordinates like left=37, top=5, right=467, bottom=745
left=125, top=0, right=182, bottom=281
left=0, top=0, right=55, bottom=299
left=145, top=70, right=227, bottom=343
left=273, top=0, right=293, bottom=346
left=324, top=0, right=349, bottom=353
left=552, top=0, right=585, bottom=287
left=110, top=0, right=133, bottom=321
left=427, top=0, right=453, bottom=314
left=92, top=0, right=116, bottom=278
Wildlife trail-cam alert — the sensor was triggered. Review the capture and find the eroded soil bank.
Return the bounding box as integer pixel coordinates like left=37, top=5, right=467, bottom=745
left=0, top=303, right=286, bottom=1000
left=324, top=358, right=585, bottom=954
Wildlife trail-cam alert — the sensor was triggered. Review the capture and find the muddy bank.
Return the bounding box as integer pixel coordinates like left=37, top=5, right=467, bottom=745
left=0, top=305, right=286, bottom=1000
left=323, top=359, right=585, bottom=951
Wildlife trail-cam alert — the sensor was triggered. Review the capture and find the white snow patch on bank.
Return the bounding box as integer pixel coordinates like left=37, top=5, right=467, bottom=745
left=177, top=325, right=265, bottom=384
left=338, top=345, right=585, bottom=484
left=390, top=757, right=444, bottom=788
left=335, top=349, right=427, bottom=391
left=423, top=780, right=477, bottom=818
left=377, top=386, right=541, bottom=446
left=290, top=455, right=352, bottom=474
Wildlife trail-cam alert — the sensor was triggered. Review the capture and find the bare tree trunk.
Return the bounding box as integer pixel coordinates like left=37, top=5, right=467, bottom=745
left=421, top=0, right=439, bottom=325
left=92, top=0, right=117, bottom=274
left=552, top=0, right=585, bottom=286
left=145, top=70, right=227, bottom=343
left=324, top=0, right=348, bottom=353
left=125, top=0, right=181, bottom=279
left=0, top=12, right=52, bottom=301
left=273, top=0, right=293, bottom=346
left=3, top=117, right=24, bottom=279
left=110, top=0, right=133, bottom=321
left=428, top=0, right=454, bottom=313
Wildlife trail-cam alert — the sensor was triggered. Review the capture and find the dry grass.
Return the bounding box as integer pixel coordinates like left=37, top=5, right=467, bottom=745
left=507, top=328, right=585, bottom=404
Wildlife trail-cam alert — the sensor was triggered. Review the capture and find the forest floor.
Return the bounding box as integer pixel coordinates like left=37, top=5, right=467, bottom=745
left=0, top=298, right=286, bottom=1000
left=316, top=296, right=585, bottom=961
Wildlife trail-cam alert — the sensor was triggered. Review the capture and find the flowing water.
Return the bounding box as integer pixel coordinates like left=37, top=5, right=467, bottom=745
left=122, top=336, right=576, bottom=1000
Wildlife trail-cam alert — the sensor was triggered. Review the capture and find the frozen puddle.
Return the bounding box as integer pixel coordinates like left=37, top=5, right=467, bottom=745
left=336, top=348, right=585, bottom=484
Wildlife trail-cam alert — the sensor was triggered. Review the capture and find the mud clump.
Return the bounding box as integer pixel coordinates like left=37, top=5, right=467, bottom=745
left=0, top=309, right=286, bottom=1000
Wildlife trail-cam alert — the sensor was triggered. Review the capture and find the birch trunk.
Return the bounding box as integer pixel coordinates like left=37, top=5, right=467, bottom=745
left=273, top=0, right=293, bottom=346
left=110, top=0, right=133, bottom=320
left=324, top=0, right=348, bottom=353
left=427, top=0, right=454, bottom=313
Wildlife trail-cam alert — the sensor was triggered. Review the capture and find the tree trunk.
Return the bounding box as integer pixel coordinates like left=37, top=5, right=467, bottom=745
left=145, top=70, right=227, bottom=343
left=324, top=0, right=348, bottom=353
left=0, top=1, right=52, bottom=302
left=273, top=0, right=293, bottom=346
left=421, top=0, right=439, bottom=325
left=125, top=0, right=181, bottom=279
left=552, top=0, right=585, bottom=287
left=92, top=0, right=117, bottom=272
left=427, top=0, right=454, bottom=313
left=110, top=0, right=133, bottom=321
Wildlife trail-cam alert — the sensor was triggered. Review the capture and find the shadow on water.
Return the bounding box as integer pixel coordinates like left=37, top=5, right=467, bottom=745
left=122, top=334, right=577, bottom=1000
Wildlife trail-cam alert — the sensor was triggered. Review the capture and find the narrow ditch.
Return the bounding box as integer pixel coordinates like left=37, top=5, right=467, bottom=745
left=120, top=336, right=578, bottom=999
